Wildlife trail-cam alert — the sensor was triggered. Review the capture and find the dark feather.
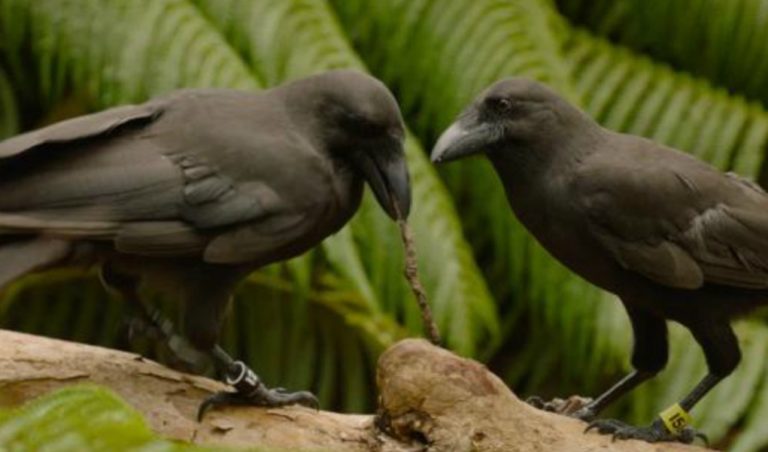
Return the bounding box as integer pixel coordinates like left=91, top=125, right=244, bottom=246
left=578, top=146, right=768, bottom=290
left=114, top=222, right=207, bottom=257
left=0, top=103, right=161, bottom=160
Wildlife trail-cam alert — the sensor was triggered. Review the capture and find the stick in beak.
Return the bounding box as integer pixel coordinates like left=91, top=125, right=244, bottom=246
left=357, top=145, right=441, bottom=345
left=358, top=150, right=411, bottom=220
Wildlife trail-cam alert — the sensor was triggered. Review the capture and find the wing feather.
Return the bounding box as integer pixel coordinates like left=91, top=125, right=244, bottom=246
left=578, top=139, right=768, bottom=290
left=0, top=103, right=162, bottom=160
left=0, top=89, right=316, bottom=262
left=114, top=222, right=207, bottom=257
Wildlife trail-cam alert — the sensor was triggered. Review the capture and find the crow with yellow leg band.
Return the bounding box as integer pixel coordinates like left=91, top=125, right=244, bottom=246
left=432, top=78, right=763, bottom=444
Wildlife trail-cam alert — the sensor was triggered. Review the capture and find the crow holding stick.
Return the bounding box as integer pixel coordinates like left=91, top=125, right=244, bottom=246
left=0, top=70, right=412, bottom=418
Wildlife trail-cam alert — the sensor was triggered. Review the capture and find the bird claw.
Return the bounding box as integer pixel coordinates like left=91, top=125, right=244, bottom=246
left=569, top=406, right=597, bottom=422
left=584, top=418, right=706, bottom=444
left=197, top=361, right=319, bottom=421
left=197, top=388, right=319, bottom=421
left=525, top=395, right=549, bottom=410
left=526, top=395, right=593, bottom=417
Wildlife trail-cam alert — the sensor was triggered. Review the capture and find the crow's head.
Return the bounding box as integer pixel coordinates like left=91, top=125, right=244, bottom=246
left=285, top=70, right=410, bottom=220
left=431, top=78, right=582, bottom=164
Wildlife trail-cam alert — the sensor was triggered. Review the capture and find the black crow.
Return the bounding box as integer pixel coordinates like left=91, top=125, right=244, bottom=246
left=0, top=69, right=410, bottom=418
left=431, top=78, right=768, bottom=443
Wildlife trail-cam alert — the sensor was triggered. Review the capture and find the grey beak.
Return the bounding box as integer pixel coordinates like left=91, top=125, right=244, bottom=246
left=357, top=146, right=412, bottom=220
left=431, top=121, right=490, bottom=164
left=379, top=154, right=411, bottom=219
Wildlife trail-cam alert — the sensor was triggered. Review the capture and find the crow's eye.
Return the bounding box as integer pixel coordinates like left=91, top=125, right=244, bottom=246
left=486, top=97, right=515, bottom=113
left=343, top=112, right=384, bottom=135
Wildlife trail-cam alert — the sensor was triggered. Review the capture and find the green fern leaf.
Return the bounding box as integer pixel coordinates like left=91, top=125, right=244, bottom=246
left=0, top=385, right=217, bottom=451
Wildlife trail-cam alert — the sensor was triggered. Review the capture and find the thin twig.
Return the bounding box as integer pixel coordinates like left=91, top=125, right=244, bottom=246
left=393, top=202, right=442, bottom=346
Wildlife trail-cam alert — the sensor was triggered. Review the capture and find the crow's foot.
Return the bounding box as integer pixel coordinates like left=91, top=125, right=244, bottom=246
left=526, top=395, right=593, bottom=417
left=197, top=361, right=318, bottom=421
left=585, top=418, right=707, bottom=444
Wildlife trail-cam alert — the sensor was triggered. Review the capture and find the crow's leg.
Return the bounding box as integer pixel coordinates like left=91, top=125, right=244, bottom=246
left=586, top=320, right=738, bottom=444
left=528, top=305, right=667, bottom=418
left=100, top=263, right=154, bottom=341
left=570, top=305, right=668, bottom=420
left=100, top=263, right=208, bottom=370
left=180, top=265, right=318, bottom=421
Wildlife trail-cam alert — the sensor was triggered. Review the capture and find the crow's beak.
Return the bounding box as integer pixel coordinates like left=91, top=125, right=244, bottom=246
left=357, top=141, right=411, bottom=220
left=431, top=120, right=492, bottom=164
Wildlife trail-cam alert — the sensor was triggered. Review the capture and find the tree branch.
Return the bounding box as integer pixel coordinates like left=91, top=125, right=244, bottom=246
left=0, top=330, right=707, bottom=451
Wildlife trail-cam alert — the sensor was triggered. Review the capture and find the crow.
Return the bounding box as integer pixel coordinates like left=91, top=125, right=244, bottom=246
left=0, top=69, right=410, bottom=418
left=431, top=78, right=768, bottom=443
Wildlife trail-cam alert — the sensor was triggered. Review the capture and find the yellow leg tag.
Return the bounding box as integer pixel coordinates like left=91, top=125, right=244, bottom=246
left=659, top=403, right=692, bottom=435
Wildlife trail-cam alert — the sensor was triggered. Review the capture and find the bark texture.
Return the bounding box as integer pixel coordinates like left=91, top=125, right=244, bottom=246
left=0, top=330, right=708, bottom=451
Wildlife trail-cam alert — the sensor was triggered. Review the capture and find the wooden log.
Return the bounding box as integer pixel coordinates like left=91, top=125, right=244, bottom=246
left=0, top=331, right=707, bottom=451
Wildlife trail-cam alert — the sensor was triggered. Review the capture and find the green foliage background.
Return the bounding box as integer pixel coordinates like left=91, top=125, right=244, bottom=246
left=1, top=0, right=768, bottom=449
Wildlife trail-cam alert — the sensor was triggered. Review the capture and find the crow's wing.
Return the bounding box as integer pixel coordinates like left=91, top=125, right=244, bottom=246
left=575, top=138, right=768, bottom=290
left=0, top=99, right=179, bottom=233
left=0, top=92, right=281, bottom=259
left=0, top=103, right=160, bottom=159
